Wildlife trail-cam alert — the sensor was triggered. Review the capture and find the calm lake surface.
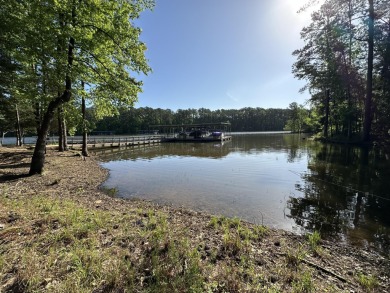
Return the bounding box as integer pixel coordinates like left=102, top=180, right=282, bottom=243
left=99, top=133, right=390, bottom=253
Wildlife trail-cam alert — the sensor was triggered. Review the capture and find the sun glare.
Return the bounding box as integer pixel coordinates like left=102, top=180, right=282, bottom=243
left=283, top=0, right=324, bottom=23
left=286, top=0, right=306, bottom=14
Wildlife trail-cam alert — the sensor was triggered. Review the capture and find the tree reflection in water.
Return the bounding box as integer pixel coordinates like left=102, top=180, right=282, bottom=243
left=287, top=143, right=390, bottom=254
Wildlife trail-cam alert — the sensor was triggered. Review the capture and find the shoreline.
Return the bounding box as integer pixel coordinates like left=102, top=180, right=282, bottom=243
left=1, top=147, right=389, bottom=292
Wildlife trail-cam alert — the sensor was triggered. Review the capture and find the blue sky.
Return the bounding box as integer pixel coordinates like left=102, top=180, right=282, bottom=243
left=134, top=0, right=314, bottom=110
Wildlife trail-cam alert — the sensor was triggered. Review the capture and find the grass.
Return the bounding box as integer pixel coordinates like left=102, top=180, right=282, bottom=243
left=139, top=211, right=204, bottom=292
left=292, top=270, right=314, bottom=293
left=306, top=231, right=322, bottom=255
left=1, top=196, right=117, bottom=291
left=0, top=194, right=206, bottom=292
left=0, top=190, right=387, bottom=292
left=209, top=215, right=268, bottom=241
left=100, top=186, right=118, bottom=197
left=285, top=243, right=306, bottom=268
left=356, top=273, right=379, bottom=292
left=0, top=198, right=276, bottom=292
left=208, top=216, right=269, bottom=258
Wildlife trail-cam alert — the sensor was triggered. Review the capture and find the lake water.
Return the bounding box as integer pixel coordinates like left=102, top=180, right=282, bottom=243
left=99, top=133, right=390, bottom=254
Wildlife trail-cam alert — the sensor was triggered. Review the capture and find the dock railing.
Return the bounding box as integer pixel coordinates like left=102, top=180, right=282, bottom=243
left=67, top=135, right=163, bottom=146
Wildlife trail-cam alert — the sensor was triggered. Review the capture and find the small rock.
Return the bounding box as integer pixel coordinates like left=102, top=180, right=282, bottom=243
left=0, top=223, right=5, bottom=230
left=49, top=179, right=60, bottom=186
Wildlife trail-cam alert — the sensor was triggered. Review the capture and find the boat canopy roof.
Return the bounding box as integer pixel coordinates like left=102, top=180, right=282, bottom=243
left=149, top=122, right=231, bottom=128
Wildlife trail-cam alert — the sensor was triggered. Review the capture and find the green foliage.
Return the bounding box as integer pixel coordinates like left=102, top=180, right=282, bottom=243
left=356, top=273, right=379, bottom=292
left=285, top=244, right=306, bottom=268
left=293, top=0, right=390, bottom=141
left=209, top=215, right=268, bottom=242
left=0, top=0, right=154, bottom=163
left=284, top=102, right=308, bottom=133
left=284, top=103, right=322, bottom=134
left=100, top=186, right=118, bottom=197
left=139, top=211, right=205, bottom=292
left=252, top=224, right=268, bottom=240
left=222, top=227, right=243, bottom=256
left=306, top=231, right=321, bottom=253
left=292, top=270, right=314, bottom=293
left=208, top=215, right=268, bottom=259
left=208, top=215, right=220, bottom=229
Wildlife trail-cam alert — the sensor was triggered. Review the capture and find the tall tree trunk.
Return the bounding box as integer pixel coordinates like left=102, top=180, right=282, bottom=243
left=30, top=90, right=71, bottom=174
left=34, top=102, right=41, bottom=135
left=32, top=63, right=42, bottom=135
left=324, top=12, right=332, bottom=139
left=29, top=36, right=74, bottom=175
left=0, top=131, right=6, bottom=147
left=324, top=89, right=330, bottom=138
left=57, top=105, right=68, bottom=151
left=58, top=106, right=64, bottom=152
left=379, top=20, right=390, bottom=137
left=15, top=104, right=22, bottom=146
left=347, top=0, right=353, bottom=140
left=81, top=81, right=89, bottom=157
left=62, top=110, right=68, bottom=150
left=363, top=0, right=374, bottom=142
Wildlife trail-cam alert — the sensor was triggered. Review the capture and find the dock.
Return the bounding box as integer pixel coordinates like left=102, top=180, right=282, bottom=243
left=42, top=122, right=233, bottom=151
left=150, top=122, right=232, bottom=143
left=46, top=136, right=163, bottom=150
left=65, top=133, right=230, bottom=149
left=162, top=135, right=232, bottom=143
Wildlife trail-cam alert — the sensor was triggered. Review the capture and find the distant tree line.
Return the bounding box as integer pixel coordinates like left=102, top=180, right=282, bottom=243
left=90, top=107, right=290, bottom=134
left=293, top=0, right=390, bottom=143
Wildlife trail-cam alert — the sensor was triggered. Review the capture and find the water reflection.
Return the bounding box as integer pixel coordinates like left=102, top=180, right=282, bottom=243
left=99, top=133, right=390, bottom=254
left=96, top=142, right=231, bottom=161
left=287, top=143, right=390, bottom=253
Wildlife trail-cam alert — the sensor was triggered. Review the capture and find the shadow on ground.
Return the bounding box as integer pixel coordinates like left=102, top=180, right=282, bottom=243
left=0, top=150, right=32, bottom=182
left=0, top=173, right=30, bottom=182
